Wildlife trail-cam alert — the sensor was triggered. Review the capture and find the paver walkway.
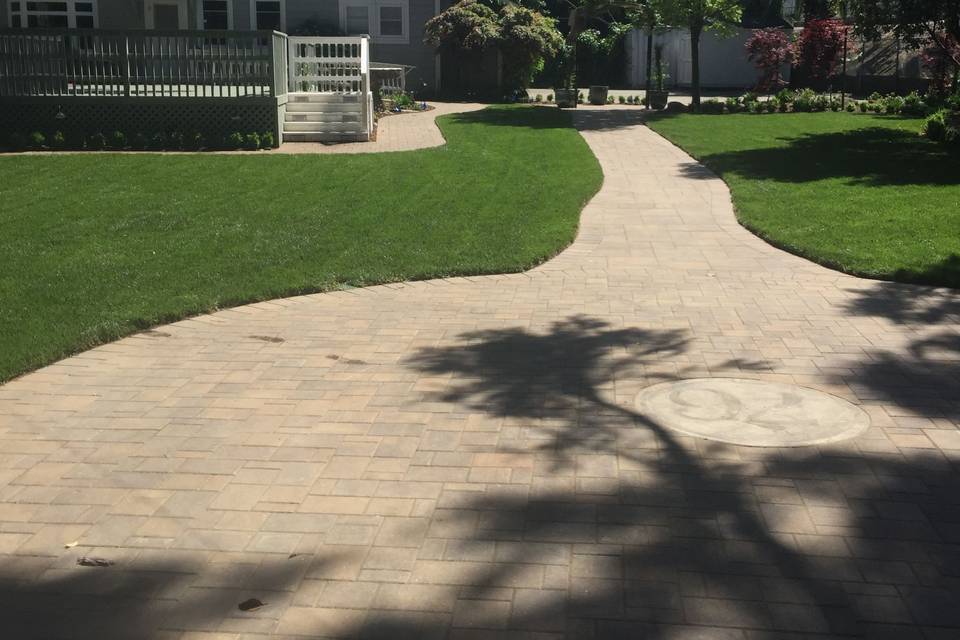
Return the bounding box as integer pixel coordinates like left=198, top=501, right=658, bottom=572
left=2, top=108, right=960, bottom=639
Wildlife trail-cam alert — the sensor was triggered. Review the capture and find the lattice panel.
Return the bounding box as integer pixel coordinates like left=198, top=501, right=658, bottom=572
left=0, top=99, right=279, bottom=141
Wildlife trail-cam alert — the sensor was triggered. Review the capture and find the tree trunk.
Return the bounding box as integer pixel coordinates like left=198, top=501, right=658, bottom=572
left=690, top=22, right=702, bottom=107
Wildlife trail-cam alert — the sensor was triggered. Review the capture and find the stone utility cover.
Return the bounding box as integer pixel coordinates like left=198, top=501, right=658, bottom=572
left=635, top=378, right=871, bottom=447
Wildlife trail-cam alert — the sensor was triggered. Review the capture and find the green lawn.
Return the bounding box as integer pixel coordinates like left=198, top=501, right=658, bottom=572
left=647, top=112, right=960, bottom=289
left=0, top=106, right=602, bottom=383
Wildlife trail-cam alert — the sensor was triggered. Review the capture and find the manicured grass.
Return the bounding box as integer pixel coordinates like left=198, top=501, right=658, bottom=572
left=0, top=106, right=602, bottom=383
left=647, top=112, right=960, bottom=289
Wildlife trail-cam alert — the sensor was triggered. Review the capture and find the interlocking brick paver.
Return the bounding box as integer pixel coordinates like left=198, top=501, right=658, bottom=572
left=2, top=106, right=960, bottom=638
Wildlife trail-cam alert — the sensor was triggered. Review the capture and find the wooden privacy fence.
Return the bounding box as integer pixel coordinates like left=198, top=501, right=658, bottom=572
left=0, top=29, right=289, bottom=98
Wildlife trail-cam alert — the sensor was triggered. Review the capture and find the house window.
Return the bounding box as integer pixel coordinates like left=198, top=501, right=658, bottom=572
left=379, top=5, right=402, bottom=37
left=201, top=0, right=230, bottom=29
left=341, top=1, right=407, bottom=43
left=252, top=0, right=282, bottom=31
left=344, top=5, right=368, bottom=35
left=8, top=0, right=97, bottom=28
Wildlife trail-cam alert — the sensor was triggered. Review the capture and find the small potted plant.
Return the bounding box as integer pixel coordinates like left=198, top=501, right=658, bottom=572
left=647, top=45, right=670, bottom=110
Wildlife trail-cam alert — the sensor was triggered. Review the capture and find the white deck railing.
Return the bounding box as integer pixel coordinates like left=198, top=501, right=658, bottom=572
left=288, top=35, right=372, bottom=138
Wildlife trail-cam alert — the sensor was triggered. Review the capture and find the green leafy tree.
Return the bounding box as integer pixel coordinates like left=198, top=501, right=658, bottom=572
left=499, top=3, right=565, bottom=90
left=652, top=0, right=743, bottom=106
left=425, top=0, right=563, bottom=93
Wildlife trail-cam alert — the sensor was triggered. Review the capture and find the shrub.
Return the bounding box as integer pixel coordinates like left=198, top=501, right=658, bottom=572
left=188, top=132, right=206, bottom=151
left=150, top=132, right=166, bottom=150
left=748, top=101, right=764, bottom=114
left=50, top=131, right=66, bottom=149
left=534, top=93, right=543, bottom=102
left=110, top=130, right=127, bottom=149
left=725, top=96, right=741, bottom=113
left=244, top=132, right=261, bottom=150
left=883, top=95, right=905, bottom=115
left=606, top=96, right=614, bottom=104
left=795, top=19, right=850, bottom=80
left=858, top=101, right=868, bottom=113
left=167, top=131, right=184, bottom=150
left=546, top=94, right=553, bottom=102
left=577, top=92, right=584, bottom=103
left=845, top=102, right=856, bottom=112
left=29, top=131, right=46, bottom=149
left=261, top=131, right=275, bottom=148
left=812, top=94, right=830, bottom=112
left=922, top=110, right=948, bottom=142
left=792, top=88, right=817, bottom=112
left=699, top=99, right=725, bottom=114
left=901, top=91, right=927, bottom=117
left=618, top=95, right=625, bottom=104
left=87, top=132, right=106, bottom=150
left=829, top=97, right=842, bottom=112
left=764, top=100, right=777, bottom=113
left=131, top=132, right=148, bottom=150
left=226, top=132, right=244, bottom=149
left=745, top=28, right=793, bottom=92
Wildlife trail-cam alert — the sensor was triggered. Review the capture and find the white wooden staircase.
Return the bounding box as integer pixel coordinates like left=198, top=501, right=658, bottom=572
left=283, top=93, right=368, bottom=142
left=283, top=37, right=373, bottom=143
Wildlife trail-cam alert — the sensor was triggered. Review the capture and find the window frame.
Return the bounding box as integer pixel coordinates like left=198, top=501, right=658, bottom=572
left=197, top=0, right=233, bottom=30
left=8, top=0, right=99, bottom=29
left=144, top=0, right=188, bottom=29
left=248, top=0, right=284, bottom=32
left=339, top=0, right=409, bottom=45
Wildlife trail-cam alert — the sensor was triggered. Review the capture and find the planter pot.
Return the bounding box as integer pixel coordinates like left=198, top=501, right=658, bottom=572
left=647, top=90, right=669, bottom=110
left=555, top=88, right=578, bottom=109
left=588, top=85, right=609, bottom=106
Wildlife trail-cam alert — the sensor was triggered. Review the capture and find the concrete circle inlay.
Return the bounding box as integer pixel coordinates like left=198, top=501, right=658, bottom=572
left=634, top=378, right=871, bottom=447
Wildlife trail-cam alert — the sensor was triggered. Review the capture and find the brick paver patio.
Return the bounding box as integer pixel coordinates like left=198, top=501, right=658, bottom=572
left=2, top=107, right=959, bottom=639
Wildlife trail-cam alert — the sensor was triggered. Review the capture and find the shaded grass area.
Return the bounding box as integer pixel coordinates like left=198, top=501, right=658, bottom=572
left=0, top=105, right=602, bottom=382
left=646, top=113, right=960, bottom=289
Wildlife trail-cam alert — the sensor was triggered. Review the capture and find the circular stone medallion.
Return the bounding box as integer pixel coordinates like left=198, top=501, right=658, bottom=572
left=634, top=378, right=870, bottom=447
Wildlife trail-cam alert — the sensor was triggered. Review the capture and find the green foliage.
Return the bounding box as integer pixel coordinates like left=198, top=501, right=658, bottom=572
left=29, top=131, right=46, bottom=149
left=50, top=131, right=66, bottom=149
left=423, top=0, right=500, bottom=52
left=921, top=109, right=952, bottom=143
left=226, top=132, right=244, bottom=149
left=243, top=132, right=261, bottom=151
left=110, top=131, right=127, bottom=149
left=88, top=132, right=106, bottom=150
left=261, top=131, right=275, bottom=148
left=150, top=132, right=167, bottom=150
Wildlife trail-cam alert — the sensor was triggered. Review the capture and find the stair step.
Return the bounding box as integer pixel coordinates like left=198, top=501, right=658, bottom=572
left=283, top=121, right=363, bottom=133
left=285, top=112, right=361, bottom=123
left=282, top=131, right=370, bottom=143
left=288, top=92, right=362, bottom=104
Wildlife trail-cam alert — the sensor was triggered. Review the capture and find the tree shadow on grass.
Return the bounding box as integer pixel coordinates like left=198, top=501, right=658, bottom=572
left=682, top=125, right=958, bottom=187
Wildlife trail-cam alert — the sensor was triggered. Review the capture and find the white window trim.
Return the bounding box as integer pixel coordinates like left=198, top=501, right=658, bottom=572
left=8, top=0, right=99, bottom=28
left=144, top=0, right=188, bottom=29
left=340, top=0, right=409, bottom=45
left=249, top=0, right=285, bottom=32
left=197, top=0, right=233, bottom=30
